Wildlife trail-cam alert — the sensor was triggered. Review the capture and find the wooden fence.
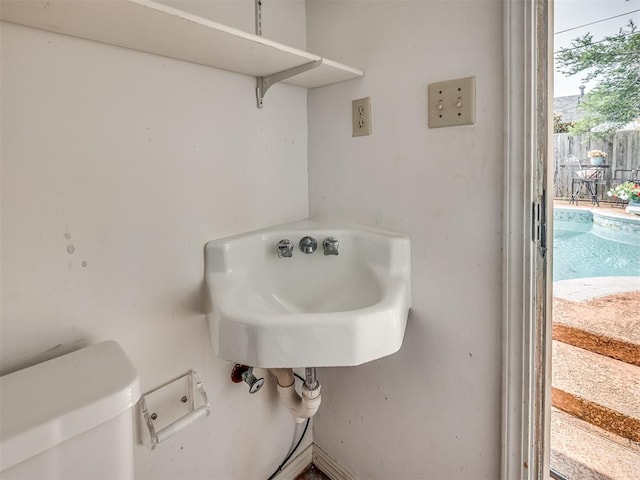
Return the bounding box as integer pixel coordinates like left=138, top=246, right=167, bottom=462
left=554, top=130, right=640, bottom=201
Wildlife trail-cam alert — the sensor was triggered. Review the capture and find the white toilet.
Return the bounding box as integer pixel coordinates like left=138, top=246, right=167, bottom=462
left=0, top=341, right=141, bottom=479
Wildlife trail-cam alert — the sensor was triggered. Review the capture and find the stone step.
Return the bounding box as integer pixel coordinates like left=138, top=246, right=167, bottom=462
left=552, top=340, right=640, bottom=442
left=553, top=323, right=640, bottom=366
left=552, top=292, right=640, bottom=366
left=551, top=408, right=640, bottom=480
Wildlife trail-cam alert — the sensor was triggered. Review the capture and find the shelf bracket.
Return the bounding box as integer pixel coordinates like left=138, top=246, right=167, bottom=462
left=256, top=58, right=323, bottom=108
left=255, top=0, right=262, bottom=36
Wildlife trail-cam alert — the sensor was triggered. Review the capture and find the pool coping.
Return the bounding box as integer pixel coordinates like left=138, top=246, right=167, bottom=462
left=553, top=276, right=640, bottom=302
left=554, top=201, right=640, bottom=218
left=554, top=206, right=640, bottom=229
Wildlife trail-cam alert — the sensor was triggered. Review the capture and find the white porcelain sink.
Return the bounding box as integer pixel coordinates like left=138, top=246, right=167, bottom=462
left=204, top=220, right=410, bottom=368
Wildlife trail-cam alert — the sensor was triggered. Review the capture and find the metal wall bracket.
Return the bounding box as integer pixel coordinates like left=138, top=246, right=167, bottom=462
left=255, top=0, right=262, bottom=36
left=256, top=59, right=323, bottom=108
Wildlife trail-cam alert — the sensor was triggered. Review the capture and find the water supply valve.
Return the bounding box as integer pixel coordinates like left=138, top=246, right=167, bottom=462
left=231, top=364, right=264, bottom=394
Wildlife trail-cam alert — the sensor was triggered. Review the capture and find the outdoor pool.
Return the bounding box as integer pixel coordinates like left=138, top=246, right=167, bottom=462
left=553, top=208, right=640, bottom=281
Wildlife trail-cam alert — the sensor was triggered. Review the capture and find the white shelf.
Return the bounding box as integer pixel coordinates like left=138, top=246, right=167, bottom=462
left=0, top=0, right=363, bottom=90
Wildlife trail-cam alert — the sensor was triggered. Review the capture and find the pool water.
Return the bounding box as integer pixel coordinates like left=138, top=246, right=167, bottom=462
left=553, top=213, right=640, bottom=281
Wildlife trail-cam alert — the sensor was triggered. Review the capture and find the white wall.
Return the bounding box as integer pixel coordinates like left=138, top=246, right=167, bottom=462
left=306, top=1, right=504, bottom=478
left=0, top=1, right=310, bottom=476
left=155, top=0, right=307, bottom=50
left=2, top=1, right=506, bottom=477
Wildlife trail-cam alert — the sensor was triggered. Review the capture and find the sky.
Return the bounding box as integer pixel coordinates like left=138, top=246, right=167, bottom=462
left=554, top=0, right=640, bottom=97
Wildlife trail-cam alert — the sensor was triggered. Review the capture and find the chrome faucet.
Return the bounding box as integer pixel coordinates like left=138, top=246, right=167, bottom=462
left=299, top=236, right=317, bottom=254
left=323, top=237, right=339, bottom=256
left=277, top=239, right=293, bottom=258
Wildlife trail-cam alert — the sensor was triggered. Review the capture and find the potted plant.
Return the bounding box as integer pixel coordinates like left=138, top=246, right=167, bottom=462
left=607, top=181, right=640, bottom=215
left=587, top=149, right=607, bottom=166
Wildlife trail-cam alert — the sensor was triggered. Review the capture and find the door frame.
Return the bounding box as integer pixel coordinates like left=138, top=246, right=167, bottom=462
left=502, top=0, right=553, bottom=479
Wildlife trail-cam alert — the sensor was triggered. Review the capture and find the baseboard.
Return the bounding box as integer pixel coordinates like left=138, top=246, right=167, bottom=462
left=274, top=444, right=314, bottom=480
left=313, top=444, right=358, bottom=480
left=274, top=443, right=358, bottom=480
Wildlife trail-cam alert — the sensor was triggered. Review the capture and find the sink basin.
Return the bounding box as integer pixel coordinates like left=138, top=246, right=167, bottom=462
left=204, top=220, right=410, bottom=368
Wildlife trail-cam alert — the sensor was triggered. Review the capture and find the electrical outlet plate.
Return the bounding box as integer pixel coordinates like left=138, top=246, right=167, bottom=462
left=352, top=97, right=372, bottom=136
left=428, top=76, right=476, bottom=128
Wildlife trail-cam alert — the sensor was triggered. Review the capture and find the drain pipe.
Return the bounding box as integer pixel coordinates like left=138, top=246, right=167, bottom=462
left=268, top=367, right=321, bottom=423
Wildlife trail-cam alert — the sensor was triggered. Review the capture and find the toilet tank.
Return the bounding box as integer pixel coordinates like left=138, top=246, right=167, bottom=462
left=0, top=341, right=141, bottom=479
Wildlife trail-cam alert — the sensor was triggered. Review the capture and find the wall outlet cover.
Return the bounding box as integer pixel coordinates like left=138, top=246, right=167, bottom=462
left=352, top=97, right=372, bottom=137
left=428, top=76, right=476, bottom=128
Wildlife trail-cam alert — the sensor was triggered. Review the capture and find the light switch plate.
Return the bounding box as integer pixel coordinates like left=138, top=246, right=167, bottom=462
left=428, top=76, right=476, bottom=128
left=352, top=97, right=372, bottom=136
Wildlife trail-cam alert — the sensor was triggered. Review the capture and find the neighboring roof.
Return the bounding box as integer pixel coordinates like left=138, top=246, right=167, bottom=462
left=554, top=95, right=583, bottom=123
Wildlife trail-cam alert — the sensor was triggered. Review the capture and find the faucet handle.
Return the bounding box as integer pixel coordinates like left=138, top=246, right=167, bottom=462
left=299, top=236, right=318, bottom=254
left=277, top=239, right=293, bottom=258
left=323, top=237, right=339, bottom=256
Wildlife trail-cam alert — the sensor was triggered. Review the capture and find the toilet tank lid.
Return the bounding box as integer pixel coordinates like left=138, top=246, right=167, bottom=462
left=0, top=341, right=141, bottom=471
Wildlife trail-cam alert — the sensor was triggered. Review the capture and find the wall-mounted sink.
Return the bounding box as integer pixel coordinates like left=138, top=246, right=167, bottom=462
left=204, top=220, right=410, bottom=368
